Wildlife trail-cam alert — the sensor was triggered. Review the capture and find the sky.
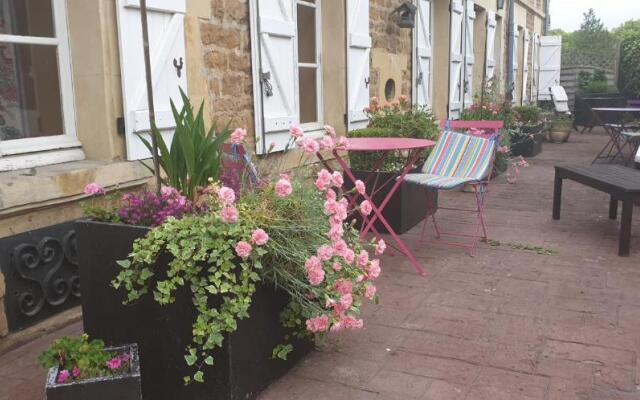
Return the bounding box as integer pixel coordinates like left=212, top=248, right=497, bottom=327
left=550, top=0, right=640, bottom=32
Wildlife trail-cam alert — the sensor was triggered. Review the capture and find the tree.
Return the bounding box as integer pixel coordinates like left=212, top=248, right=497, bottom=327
left=580, top=8, right=605, bottom=33
left=613, top=19, right=640, bottom=40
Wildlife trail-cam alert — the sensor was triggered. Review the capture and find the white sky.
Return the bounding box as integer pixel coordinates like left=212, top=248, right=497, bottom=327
left=550, top=0, right=640, bottom=32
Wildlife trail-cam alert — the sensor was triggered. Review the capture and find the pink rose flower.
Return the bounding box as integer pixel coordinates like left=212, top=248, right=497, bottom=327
left=336, top=293, right=353, bottom=313
left=301, top=138, right=320, bottom=154
left=325, top=188, right=337, bottom=201
left=366, top=259, right=381, bottom=279
left=290, top=125, right=304, bottom=138
left=84, top=183, right=105, bottom=196
left=315, top=169, right=332, bottom=191
left=335, top=136, right=349, bottom=150
left=307, top=266, right=325, bottom=286
left=324, top=125, right=336, bottom=137
left=57, top=369, right=70, bottom=384
left=319, top=135, right=334, bottom=150
left=343, top=249, right=355, bottom=264
left=251, top=229, right=269, bottom=246
left=334, top=279, right=353, bottom=295
left=275, top=174, right=293, bottom=198
left=360, top=200, right=372, bottom=216
left=365, top=285, right=377, bottom=300
left=343, top=315, right=364, bottom=329
left=305, top=256, right=321, bottom=271
left=218, top=186, right=236, bottom=205
left=235, top=241, right=252, bottom=259
left=72, top=367, right=81, bottom=378
left=357, top=250, right=370, bottom=268
left=355, top=180, right=366, bottom=195
left=306, top=315, right=329, bottom=333
left=375, top=239, right=386, bottom=255
left=328, top=223, right=344, bottom=242
left=230, top=128, right=247, bottom=144
left=317, top=245, right=334, bottom=261
left=332, top=261, right=342, bottom=271
left=106, top=357, right=122, bottom=370
left=324, top=199, right=338, bottom=215
left=220, top=206, right=239, bottom=223
left=332, top=239, right=348, bottom=255
left=331, top=171, right=344, bottom=187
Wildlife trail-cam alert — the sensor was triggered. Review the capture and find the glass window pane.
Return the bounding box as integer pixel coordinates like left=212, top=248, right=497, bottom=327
left=0, top=0, right=55, bottom=37
left=299, top=67, right=317, bottom=124
left=0, top=43, right=64, bottom=140
left=297, top=4, right=316, bottom=64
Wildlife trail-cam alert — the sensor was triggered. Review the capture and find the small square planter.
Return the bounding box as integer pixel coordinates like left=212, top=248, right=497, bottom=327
left=45, top=344, right=142, bottom=400
left=511, top=132, right=544, bottom=158
left=344, top=170, right=438, bottom=234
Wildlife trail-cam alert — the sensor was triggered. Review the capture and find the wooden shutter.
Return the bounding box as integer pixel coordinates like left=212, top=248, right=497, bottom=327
left=510, top=23, right=519, bottom=104
left=347, top=0, right=371, bottom=131
left=521, top=29, right=529, bottom=104
left=538, top=35, right=562, bottom=101
left=448, top=0, right=464, bottom=119
left=463, top=0, right=475, bottom=108
left=255, top=0, right=297, bottom=152
left=485, top=11, right=497, bottom=83
left=413, top=0, right=432, bottom=109
left=530, top=33, right=540, bottom=102
left=117, top=0, right=188, bottom=161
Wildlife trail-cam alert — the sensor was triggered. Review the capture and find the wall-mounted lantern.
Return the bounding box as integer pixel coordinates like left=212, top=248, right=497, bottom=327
left=392, top=2, right=417, bottom=29
left=497, top=0, right=505, bottom=10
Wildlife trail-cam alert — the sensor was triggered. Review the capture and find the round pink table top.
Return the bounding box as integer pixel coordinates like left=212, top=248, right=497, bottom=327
left=343, top=137, right=436, bottom=152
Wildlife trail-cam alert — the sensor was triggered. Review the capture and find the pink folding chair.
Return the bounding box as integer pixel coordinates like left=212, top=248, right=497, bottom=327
left=405, top=120, right=503, bottom=256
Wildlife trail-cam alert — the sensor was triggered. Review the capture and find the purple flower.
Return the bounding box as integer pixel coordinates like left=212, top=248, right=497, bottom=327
left=57, top=369, right=70, bottom=384
left=72, top=367, right=81, bottom=378
left=119, top=352, right=131, bottom=362
left=117, top=186, right=191, bottom=227
left=106, top=357, right=122, bottom=370
left=84, top=183, right=105, bottom=196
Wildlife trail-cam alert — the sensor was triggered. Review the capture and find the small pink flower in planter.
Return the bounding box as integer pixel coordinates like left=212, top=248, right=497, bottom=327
left=335, top=136, right=349, bottom=150
left=230, top=128, right=246, bottom=144
left=365, top=259, right=381, bottom=280
left=331, top=171, right=344, bottom=188
left=218, top=186, right=236, bottom=206
left=305, top=315, right=329, bottom=333
left=84, top=183, right=105, bottom=196
left=251, top=229, right=269, bottom=246
left=57, top=369, right=70, bottom=384
left=331, top=261, right=342, bottom=271
left=300, top=138, right=320, bottom=154
left=106, top=357, right=122, bottom=370
left=365, top=285, right=377, bottom=300
left=316, top=244, right=334, bottom=261
left=319, top=135, right=334, bottom=150
left=72, top=367, right=81, bottom=378
left=315, top=169, right=332, bottom=191
left=119, top=352, right=131, bottom=362
left=355, top=180, right=366, bottom=195
left=356, top=250, right=369, bottom=268
left=306, top=266, right=325, bottom=286
left=375, top=239, right=386, bottom=255
left=360, top=200, right=372, bottom=216
left=334, top=279, right=353, bottom=295
left=290, top=124, right=304, bottom=138
left=275, top=174, right=293, bottom=198
left=323, top=125, right=336, bottom=137
left=342, top=248, right=355, bottom=265
left=235, top=241, right=252, bottom=259
left=220, top=206, right=239, bottom=223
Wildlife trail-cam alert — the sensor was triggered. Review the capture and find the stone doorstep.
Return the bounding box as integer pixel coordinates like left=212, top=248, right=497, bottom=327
left=0, top=307, right=82, bottom=355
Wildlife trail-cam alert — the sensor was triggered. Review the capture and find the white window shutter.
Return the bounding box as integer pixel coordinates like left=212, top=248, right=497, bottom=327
left=510, top=23, right=519, bottom=104
left=485, top=11, right=497, bottom=83
left=448, top=0, right=464, bottom=119
left=347, top=0, right=371, bottom=131
left=531, top=33, right=540, bottom=102
left=116, top=0, right=188, bottom=161
left=413, top=0, right=432, bottom=109
left=521, top=29, right=530, bottom=104
left=538, top=36, right=562, bottom=101
left=463, top=0, right=475, bottom=108
left=255, top=0, right=297, bottom=152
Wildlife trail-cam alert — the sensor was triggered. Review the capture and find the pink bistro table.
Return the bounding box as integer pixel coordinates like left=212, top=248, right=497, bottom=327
left=316, top=137, right=436, bottom=276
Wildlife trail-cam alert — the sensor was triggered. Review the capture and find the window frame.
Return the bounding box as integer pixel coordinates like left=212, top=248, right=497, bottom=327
left=295, top=0, right=324, bottom=133
left=0, top=0, right=79, bottom=160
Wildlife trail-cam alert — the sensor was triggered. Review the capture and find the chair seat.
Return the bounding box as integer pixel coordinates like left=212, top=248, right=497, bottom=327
left=405, top=173, right=476, bottom=189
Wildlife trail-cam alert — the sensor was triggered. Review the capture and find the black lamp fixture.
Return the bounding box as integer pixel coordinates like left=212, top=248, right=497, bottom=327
left=497, top=0, right=505, bottom=10
left=392, top=2, right=417, bottom=29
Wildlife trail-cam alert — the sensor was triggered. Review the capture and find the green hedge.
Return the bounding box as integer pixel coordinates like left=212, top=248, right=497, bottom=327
left=619, top=32, right=640, bottom=98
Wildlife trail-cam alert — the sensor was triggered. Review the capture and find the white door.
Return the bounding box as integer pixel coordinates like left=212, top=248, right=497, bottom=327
left=521, top=29, right=529, bottom=104
left=413, top=0, right=432, bottom=109
left=538, top=35, right=562, bottom=101
left=485, top=11, right=497, bottom=84
left=255, top=0, right=298, bottom=153
left=510, top=23, right=519, bottom=104
left=448, top=0, right=464, bottom=119
left=530, top=33, right=540, bottom=103
left=347, top=0, right=371, bottom=131
left=116, top=0, right=188, bottom=161
left=463, top=0, right=475, bottom=108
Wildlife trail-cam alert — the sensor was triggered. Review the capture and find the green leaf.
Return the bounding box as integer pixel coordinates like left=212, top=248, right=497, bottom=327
left=185, top=354, right=197, bottom=366
left=204, top=356, right=214, bottom=365
left=194, top=371, right=204, bottom=383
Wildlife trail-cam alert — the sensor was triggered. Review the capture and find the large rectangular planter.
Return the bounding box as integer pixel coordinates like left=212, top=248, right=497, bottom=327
left=344, top=171, right=437, bottom=234
left=511, top=132, right=544, bottom=158
left=76, top=220, right=312, bottom=400
left=45, top=344, right=142, bottom=400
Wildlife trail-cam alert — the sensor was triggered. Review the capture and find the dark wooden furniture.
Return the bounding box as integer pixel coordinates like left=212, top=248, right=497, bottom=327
left=553, top=164, right=640, bottom=256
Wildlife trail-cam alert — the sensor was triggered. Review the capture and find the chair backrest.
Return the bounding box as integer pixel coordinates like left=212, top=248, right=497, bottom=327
left=550, top=85, right=570, bottom=114
left=424, top=129, right=497, bottom=181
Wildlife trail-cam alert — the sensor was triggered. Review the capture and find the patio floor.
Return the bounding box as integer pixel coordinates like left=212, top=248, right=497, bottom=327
left=1, top=129, right=639, bottom=400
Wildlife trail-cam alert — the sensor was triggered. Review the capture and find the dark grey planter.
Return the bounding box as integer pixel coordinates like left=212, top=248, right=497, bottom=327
left=76, top=220, right=312, bottom=400
left=45, top=344, right=142, bottom=400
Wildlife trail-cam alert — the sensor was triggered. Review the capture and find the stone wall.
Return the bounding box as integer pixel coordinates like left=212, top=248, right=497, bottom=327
left=370, top=0, right=413, bottom=102
left=201, top=0, right=255, bottom=142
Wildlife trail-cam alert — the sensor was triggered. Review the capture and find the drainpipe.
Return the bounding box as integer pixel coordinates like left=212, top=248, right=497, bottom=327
left=544, top=0, right=550, bottom=35
left=506, top=0, right=515, bottom=104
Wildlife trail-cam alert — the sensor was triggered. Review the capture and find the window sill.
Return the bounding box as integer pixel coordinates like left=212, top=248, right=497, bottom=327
left=0, top=159, right=153, bottom=218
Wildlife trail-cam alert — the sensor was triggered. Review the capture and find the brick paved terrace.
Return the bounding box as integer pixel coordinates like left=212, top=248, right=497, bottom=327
left=1, top=129, right=639, bottom=400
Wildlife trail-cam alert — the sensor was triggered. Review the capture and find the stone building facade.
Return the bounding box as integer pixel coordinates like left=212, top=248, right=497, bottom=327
left=0, top=0, right=547, bottom=343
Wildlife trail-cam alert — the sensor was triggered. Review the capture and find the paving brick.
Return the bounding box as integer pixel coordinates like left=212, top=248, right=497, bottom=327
left=422, top=379, right=467, bottom=400
left=487, top=343, right=540, bottom=374
left=473, top=367, right=550, bottom=398
left=400, top=330, right=495, bottom=364
left=542, top=339, right=635, bottom=370
left=534, top=356, right=594, bottom=384
left=593, top=366, right=637, bottom=392
left=368, top=369, right=433, bottom=398
left=384, top=351, right=480, bottom=385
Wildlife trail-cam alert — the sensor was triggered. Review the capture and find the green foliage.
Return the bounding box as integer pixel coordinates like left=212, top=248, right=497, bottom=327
left=618, top=31, right=640, bottom=98
left=577, top=70, right=618, bottom=95
left=38, top=335, right=125, bottom=380
left=559, top=9, right=619, bottom=70
left=139, top=89, right=232, bottom=201
left=514, top=105, right=542, bottom=125
left=580, top=9, right=605, bottom=32
left=272, top=344, right=293, bottom=360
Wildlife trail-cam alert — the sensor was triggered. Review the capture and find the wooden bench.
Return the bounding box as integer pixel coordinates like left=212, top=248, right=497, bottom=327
left=553, top=164, right=640, bottom=256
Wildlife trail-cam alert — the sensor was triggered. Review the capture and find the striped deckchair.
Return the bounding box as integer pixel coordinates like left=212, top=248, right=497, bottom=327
left=405, top=122, right=500, bottom=256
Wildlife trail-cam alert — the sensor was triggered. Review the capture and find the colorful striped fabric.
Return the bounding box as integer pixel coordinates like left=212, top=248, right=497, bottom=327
left=405, top=130, right=496, bottom=190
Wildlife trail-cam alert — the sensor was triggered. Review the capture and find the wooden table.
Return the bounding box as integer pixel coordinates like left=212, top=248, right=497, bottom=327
left=553, top=164, right=640, bottom=256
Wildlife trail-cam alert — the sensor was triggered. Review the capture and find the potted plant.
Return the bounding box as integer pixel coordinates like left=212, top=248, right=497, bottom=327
left=348, top=96, right=439, bottom=234
left=509, top=105, right=544, bottom=157
left=78, top=96, right=383, bottom=400
left=548, top=115, right=574, bottom=143
left=39, top=335, right=141, bottom=400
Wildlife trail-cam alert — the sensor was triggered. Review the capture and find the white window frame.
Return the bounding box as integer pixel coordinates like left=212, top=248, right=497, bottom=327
left=0, top=0, right=80, bottom=169
left=296, top=0, right=324, bottom=134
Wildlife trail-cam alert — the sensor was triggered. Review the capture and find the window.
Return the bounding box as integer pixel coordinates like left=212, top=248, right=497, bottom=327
left=0, top=0, right=78, bottom=162
left=296, top=0, right=322, bottom=129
